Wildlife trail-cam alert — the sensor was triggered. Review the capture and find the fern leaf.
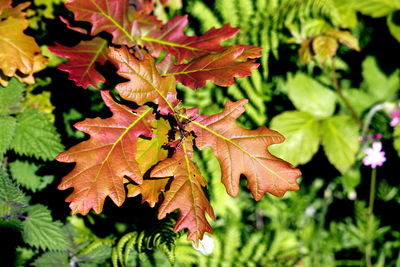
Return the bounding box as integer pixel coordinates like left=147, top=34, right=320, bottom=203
left=22, top=204, right=70, bottom=251
left=236, top=0, right=255, bottom=31
left=9, top=160, right=54, bottom=192
left=0, top=167, right=28, bottom=217
left=215, top=0, right=239, bottom=26
left=12, top=108, right=64, bottom=161
left=0, top=78, right=24, bottom=116
left=31, top=251, right=69, bottom=267
left=187, top=1, right=222, bottom=32
left=0, top=116, right=16, bottom=157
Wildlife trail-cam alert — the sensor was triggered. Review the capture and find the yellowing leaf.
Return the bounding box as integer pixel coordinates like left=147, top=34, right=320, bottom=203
left=57, top=91, right=155, bottom=215
left=190, top=99, right=301, bottom=200
left=312, top=35, right=338, bottom=63
left=127, top=118, right=171, bottom=207
left=0, top=17, right=47, bottom=86
left=299, top=39, right=313, bottom=64
left=326, top=29, right=360, bottom=51
left=151, top=139, right=215, bottom=244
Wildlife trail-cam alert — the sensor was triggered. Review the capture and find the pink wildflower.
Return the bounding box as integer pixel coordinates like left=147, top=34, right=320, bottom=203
left=390, top=110, right=400, bottom=127
left=362, top=142, right=386, bottom=168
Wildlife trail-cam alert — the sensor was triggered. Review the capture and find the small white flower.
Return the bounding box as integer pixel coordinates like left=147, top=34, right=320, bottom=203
left=362, top=142, right=386, bottom=168
left=347, top=191, right=357, bottom=200
left=305, top=206, right=316, bottom=217
left=193, top=234, right=214, bottom=255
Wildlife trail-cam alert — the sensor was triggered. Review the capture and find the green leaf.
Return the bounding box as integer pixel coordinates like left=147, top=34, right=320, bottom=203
left=0, top=167, right=28, bottom=217
left=387, top=12, right=400, bottom=43
left=321, top=115, right=360, bottom=174
left=394, top=123, right=400, bottom=157
left=12, top=109, right=64, bottom=161
left=340, top=168, right=361, bottom=192
left=362, top=56, right=400, bottom=101
left=0, top=78, right=24, bottom=115
left=353, top=0, right=396, bottom=18
left=0, top=116, right=16, bottom=157
left=32, top=251, right=69, bottom=267
left=9, top=160, right=54, bottom=192
left=342, top=89, right=376, bottom=116
left=287, top=73, right=336, bottom=118
left=269, top=111, right=320, bottom=166
left=22, top=204, right=70, bottom=251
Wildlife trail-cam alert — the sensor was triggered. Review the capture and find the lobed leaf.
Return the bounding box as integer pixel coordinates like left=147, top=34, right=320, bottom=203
left=65, top=0, right=161, bottom=45
left=49, top=38, right=109, bottom=89
left=161, top=45, right=261, bottom=89
left=127, top=118, right=170, bottom=207
left=189, top=99, right=301, bottom=200
left=143, top=15, right=239, bottom=63
left=108, top=47, right=177, bottom=114
left=151, top=139, right=215, bottom=244
left=57, top=91, right=155, bottom=215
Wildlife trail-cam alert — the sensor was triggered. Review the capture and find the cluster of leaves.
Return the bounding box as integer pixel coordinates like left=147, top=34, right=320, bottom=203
left=51, top=0, right=301, bottom=244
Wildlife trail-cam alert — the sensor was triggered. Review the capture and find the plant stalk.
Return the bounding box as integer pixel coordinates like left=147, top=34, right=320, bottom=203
left=365, top=168, right=377, bottom=267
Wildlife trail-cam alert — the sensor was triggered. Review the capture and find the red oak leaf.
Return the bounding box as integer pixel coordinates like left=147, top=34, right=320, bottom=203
left=189, top=99, right=301, bottom=200
left=56, top=91, right=155, bottom=215
left=151, top=139, right=215, bottom=244
left=143, top=15, right=240, bottom=63
left=108, top=46, right=177, bottom=114
left=161, top=45, right=261, bottom=89
left=65, top=0, right=161, bottom=45
left=49, top=38, right=108, bottom=89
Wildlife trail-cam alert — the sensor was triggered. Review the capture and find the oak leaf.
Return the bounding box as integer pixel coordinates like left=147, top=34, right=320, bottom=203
left=189, top=99, right=301, bottom=200
left=56, top=91, right=155, bottom=215
left=0, top=17, right=47, bottom=86
left=151, top=139, right=215, bottom=244
left=49, top=38, right=109, bottom=89
left=65, top=0, right=161, bottom=45
left=108, top=47, right=177, bottom=114
left=127, top=118, right=170, bottom=207
left=143, top=15, right=240, bottom=63
left=161, top=45, right=261, bottom=89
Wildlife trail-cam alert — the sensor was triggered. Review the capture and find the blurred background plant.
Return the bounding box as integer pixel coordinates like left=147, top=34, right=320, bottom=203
left=0, top=0, right=399, bottom=266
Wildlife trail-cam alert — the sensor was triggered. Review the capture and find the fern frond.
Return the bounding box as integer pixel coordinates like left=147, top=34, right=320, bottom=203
left=186, top=1, right=222, bottom=32
left=215, top=0, right=239, bottom=26
left=12, top=108, right=64, bottom=161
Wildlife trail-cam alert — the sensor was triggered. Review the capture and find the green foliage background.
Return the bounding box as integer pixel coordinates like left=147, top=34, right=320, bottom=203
left=1, top=0, right=399, bottom=266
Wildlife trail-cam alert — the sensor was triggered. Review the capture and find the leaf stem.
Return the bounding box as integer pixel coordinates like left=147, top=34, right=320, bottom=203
left=331, top=59, right=362, bottom=127
left=365, top=167, right=377, bottom=267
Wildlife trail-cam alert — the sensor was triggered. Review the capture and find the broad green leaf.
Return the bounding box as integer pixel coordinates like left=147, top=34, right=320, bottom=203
left=9, top=160, right=54, bottom=192
left=190, top=99, right=301, bottom=200
left=287, top=73, right=336, bottom=118
left=387, top=12, right=400, bottom=43
left=321, top=115, right=360, bottom=174
left=127, top=118, right=170, bottom=207
left=342, top=89, right=376, bottom=116
left=353, top=0, right=396, bottom=18
left=362, top=57, right=400, bottom=101
left=32, top=251, right=69, bottom=267
left=394, top=124, right=400, bottom=157
left=0, top=167, right=28, bottom=217
left=0, top=78, right=24, bottom=115
left=22, top=204, right=70, bottom=251
left=57, top=91, right=155, bottom=215
left=12, top=108, right=64, bottom=161
left=269, top=111, right=321, bottom=166
left=0, top=116, right=16, bottom=156
left=340, top=168, right=361, bottom=192
left=151, top=140, right=215, bottom=245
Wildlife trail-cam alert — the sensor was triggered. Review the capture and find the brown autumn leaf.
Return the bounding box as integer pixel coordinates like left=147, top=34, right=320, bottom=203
left=56, top=91, right=155, bottom=215
left=189, top=99, right=301, bottom=200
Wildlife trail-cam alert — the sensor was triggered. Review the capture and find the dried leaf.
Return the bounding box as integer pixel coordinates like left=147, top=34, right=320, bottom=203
left=57, top=91, right=155, bottom=215
left=151, top=139, right=215, bottom=244
left=49, top=38, right=109, bottom=89
left=190, top=99, right=301, bottom=200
